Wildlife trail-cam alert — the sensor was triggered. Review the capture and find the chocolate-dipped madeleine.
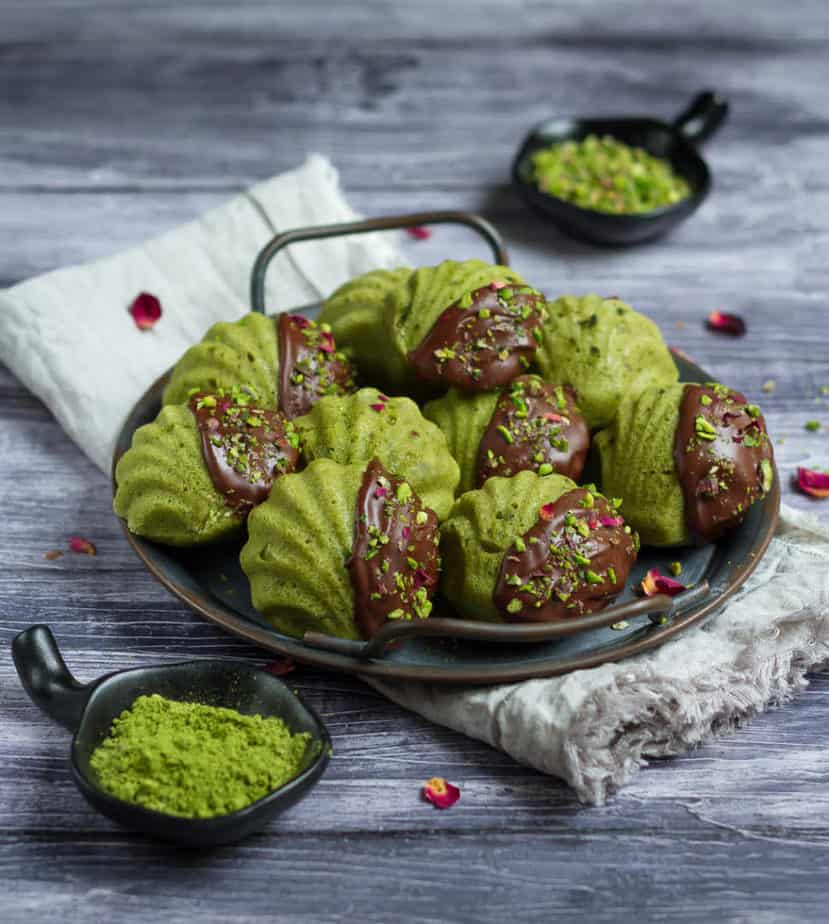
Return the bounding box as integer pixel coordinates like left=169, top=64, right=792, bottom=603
left=440, top=471, right=637, bottom=623
left=424, top=375, right=589, bottom=494
left=594, top=382, right=774, bottom=546
left=241, top=458, right=441, bottom=640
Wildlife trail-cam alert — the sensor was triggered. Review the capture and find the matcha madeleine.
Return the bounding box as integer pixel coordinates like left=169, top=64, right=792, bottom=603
left=241, top=458, right=441, bottom=640
left=440, top=471, right=636, bottom=624
left=114, top=387, right=300, bottom=546
left=163, top=312, right=354, bottom=418
left=318, top=267, right=414, bottom=383
left=424, top=375, right=589, bottom=494
left=594, top=382, right=774, bottom=547
left=534, top=294, right=677, bottom=430
left=294, top=387, right=460, bottom=519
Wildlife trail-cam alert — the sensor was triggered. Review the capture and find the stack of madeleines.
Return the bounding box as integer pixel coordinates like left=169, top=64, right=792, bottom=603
left=114, top=259, right=775, bottom=641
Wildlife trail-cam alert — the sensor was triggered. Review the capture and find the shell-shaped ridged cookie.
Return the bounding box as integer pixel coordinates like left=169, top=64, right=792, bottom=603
left=294, top=388, right=460, bottom=519
left=318, top=268, right=413, bottom=384
left=423, top=388, right=499, bottom=494
left=163, top=313, right=279, bottom=408
left=113, top=404, right=240, bottom=546
left=534, top=294, right=678, bottom=430
left=440, top=471, right=576, bottom=622
left=384, top=260, right=526, bottom=392
left=594, top=382, right=688, bottom=546
left=240, top=459, right=363, bottom=640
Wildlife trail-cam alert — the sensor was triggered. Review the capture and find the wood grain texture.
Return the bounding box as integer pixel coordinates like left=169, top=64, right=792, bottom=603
left=1, top=2, right=829, bottom=921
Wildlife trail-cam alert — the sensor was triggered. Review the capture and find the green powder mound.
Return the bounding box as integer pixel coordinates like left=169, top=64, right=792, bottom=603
left=163, top=312, right=279, bottom=408
left=383, top=259, right=526, bottom=392
left=318, top=267, right=413, bottom=384
left=241, top=459, right=364, bottom=639
left=89, top=693, right=312, bottom=818
left=534, top=294, right=677, bottom=430
left=440, top=471, right=576, bottom=622
left=294, top=387, right=460, bottom=519
left=594, top=382, right=688, bottom=547
left=423, top=388, right=499, bottom=495
left=113, top=404, right=239, bottom=546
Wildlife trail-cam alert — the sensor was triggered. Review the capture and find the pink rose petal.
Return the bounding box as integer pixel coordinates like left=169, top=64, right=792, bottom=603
left=370, top=403, right=386, bottom=413
left=640, top=567, right=686, bottom=597
left=69, top=536, right=97, bottom=556
left=128, top=292, right=162, bottom=331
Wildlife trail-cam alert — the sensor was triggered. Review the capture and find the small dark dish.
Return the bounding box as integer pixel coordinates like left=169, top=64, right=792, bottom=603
left=512, top=90, right=728, bottom=245
left=11, top=625, right=331, bottom=847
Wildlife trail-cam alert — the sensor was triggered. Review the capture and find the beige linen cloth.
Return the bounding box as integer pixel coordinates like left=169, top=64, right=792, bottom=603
left=2, top=156, right=828, bottom=804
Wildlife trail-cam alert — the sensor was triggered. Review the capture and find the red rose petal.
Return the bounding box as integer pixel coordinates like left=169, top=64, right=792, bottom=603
left=128, top=292, right=162, bottom=331
left=539, top=502, right=556, bottom=521
left=406, top=225, right=432, bottom=240
left=370, top=403, right=385, bottom=413
left=796, top=466, right=829, bottom=499
left=263, top=658, right=296, bottom=677
left=706, top=310, right=746, bottom=337
left=640, top=567, right=686, bottom=597
left=287, top=313, right=311, bottom=329
left=599, top=515, right=624, bottom=528
left=69, top=536, right=96, bottom=556
left=319, top=331, right=336, bottom=353
left=422, top=777, right=460, bottom=809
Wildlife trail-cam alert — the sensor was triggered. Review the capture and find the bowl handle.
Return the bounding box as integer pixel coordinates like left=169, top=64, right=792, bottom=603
left=249, top=210, right=509, bottom=314
left=11, top=625, right=94, bottom=732
left=672, top=91, right=729, bottom=145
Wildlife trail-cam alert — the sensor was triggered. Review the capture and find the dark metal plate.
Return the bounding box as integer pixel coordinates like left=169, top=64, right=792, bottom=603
left=113, top=308, right=779, bottom=685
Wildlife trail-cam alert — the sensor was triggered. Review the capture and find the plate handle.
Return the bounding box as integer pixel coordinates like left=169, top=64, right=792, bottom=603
left=250, top=210, right=509, bottom=315
left=11, top=625, right=94, bottom=732
left=672, top=90, right=729, bottom=145
left=304, top=592, right=680, bottom=661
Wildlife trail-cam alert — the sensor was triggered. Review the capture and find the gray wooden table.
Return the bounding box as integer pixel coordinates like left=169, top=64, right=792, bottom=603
left=2, top=2, right=829, bottom=921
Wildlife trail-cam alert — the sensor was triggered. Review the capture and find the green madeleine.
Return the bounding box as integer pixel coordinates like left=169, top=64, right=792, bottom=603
left=241, top=460, right=365, bottom=640
left=440, top=471, right=577, bottom=622
left=113, top=404, right=241, bottom=546
left=423, top=388, right=499, bottom=494
left=534, top=294, right=677, bottom=430
left=163, top=312, right=279, bottom=408
left=318, top=267, right=413, bottom=384
left=294, top=387, right=460, bottom=519
left=593, top=382, right=688, bottom=547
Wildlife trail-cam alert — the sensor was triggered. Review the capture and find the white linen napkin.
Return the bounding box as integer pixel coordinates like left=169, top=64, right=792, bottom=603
left=2, top=156, right=827, bottom=805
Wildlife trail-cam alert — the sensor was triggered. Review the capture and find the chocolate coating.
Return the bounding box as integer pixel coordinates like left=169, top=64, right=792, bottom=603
left=348, top=459, right=441, bottom=639
left=476, top=376, right=589, bottom=487
left=407, top=283, right=546, bottom=392
left=190, top=390, right=300, bottom=517
left=674, top=383, right=774, bottom=543
left=277, top=314, right=354, bottom=419
left=494, top=488, right=636, bottom=622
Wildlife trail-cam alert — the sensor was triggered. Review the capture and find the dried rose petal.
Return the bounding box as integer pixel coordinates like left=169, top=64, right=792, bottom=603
left=413, top=568, right=431, bottom=590
left=490, top=280, right=507, bottom=290
left=539, top=502, right=556, bottom=521
left=319, top=331, right=336, bottom=354
left=544, top=412, right=564, bottom=423
left=263, top=658, right=296, bottom=677
left=44, top=550, right=63, bottom=561
left=370, top=403, right=385, bottom=413
left=69, top=536, right=96, bottom=556
left=373, top=486, right=389, bottom=499
left=406, top=225, right=432, bottom=241
left=422, top=777, right=460, bottom=809
left=640, top=568, right=686, bottom=597
left=796, top=467, right=829, bottom=499
left=128, top=292, right=162, bottom=331
left=401, top=526, right=411, bottom=540
left=599, top=515, right=624, bottom=528
left=377, top=393, right=390, bottom=403
left=287, top=314, right=310, bottom=329
left=706, top=310, right=746, bottom=336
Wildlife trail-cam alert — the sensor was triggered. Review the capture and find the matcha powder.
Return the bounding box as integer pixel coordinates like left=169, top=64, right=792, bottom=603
left=89, top=693, right=312, bottom=818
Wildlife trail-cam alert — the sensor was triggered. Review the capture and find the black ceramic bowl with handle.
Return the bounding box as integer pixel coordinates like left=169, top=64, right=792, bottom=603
left=12, top=625, right=331, bottom=847
left=512, top=91, right=729, bottom=245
